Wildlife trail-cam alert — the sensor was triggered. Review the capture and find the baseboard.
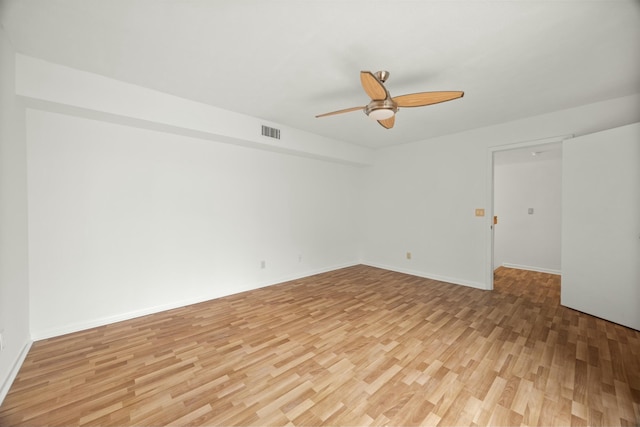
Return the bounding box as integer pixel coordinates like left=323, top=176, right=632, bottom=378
left=31, top=261, right=360, bottom=341
left=501, top=263, right=561, bottom=275
left=258, top=261, right=360, bottom=289
left=362, top=262, right=488, bottom=290
left=0, top=340, right=32, bottom=406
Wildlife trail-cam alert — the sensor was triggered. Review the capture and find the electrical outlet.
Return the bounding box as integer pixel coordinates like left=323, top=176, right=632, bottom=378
left=260, top=260, right=266, bottom=269
left=406, top=252, right=412, bottom=260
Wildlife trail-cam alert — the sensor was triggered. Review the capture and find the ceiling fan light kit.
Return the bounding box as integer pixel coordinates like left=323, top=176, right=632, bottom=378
left=316, top=70, right=464, bottom=129
left=365, top=99, right=397, bottom=120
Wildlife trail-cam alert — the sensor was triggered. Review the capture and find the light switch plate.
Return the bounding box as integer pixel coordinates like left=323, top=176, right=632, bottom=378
left=475, top=208, right=485, bottom=217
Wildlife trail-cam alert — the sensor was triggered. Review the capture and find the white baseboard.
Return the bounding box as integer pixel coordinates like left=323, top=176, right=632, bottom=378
left=500, top=263, right=561, bottom=275
left=362, top=262, right=489, bottom=290
left=0, top=340, right=33, bottom=406
left=31, top=262, right=360, bottom=341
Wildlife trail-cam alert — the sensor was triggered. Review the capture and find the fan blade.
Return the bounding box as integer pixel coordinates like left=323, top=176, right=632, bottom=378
left=360, top=71, right=388, bottom=101
left=315, top=106, right=365, bottom=118
left=378, top=116, right=395, bottom=129
left=393, top=91, right=464, bottom=108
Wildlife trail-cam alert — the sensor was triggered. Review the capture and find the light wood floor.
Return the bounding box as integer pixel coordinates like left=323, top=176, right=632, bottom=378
left=1, top=265, right=639, bottom=426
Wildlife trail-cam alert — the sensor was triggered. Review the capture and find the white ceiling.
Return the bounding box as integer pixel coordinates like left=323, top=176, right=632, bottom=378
left=1, top=0, right=639, bottom=149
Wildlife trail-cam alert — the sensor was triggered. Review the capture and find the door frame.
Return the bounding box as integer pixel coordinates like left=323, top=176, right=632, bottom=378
left=485, top=134, right=573, bottom=290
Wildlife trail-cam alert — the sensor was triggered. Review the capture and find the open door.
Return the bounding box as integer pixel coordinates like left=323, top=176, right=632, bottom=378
left=561, top=123, right=640, bottom=330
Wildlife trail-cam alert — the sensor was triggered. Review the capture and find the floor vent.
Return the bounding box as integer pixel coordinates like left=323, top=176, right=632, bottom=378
left=261, top=125, right=281, bottom=140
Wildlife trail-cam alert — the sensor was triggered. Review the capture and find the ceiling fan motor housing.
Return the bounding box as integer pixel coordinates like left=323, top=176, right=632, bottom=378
left=365, top=99, right=398, bottom=119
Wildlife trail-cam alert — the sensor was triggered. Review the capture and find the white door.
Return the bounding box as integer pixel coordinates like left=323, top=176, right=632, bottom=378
left=561, top=122, right=640, bottom=330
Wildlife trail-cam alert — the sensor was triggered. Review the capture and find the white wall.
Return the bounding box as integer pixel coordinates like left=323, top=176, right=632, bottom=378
left=27, top=109, right=364, bottom=339
left=0, top=25, right=31, bottom=401
left=361, top=94, right=640, bottom=289
left=493, top=156, right=562, bottom=273
left=16, top=55, right=369, bottom=340
left=561, top=123, right=640, bottom=330
left=361, top=137, right=489, bottom=288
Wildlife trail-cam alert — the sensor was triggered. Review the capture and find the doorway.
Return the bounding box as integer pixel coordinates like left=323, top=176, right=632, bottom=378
left=485, top=135, right=571, bottom=290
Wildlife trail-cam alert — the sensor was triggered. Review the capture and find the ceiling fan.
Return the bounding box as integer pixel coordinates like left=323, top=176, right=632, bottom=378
left=316, top=71, right=464, bottom=129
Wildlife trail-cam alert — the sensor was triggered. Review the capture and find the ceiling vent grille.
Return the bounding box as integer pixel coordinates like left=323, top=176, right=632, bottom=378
left=261, top=125, right=281, bottom=140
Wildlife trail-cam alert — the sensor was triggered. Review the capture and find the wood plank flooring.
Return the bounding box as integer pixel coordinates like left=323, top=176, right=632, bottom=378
left=1, top=265, right=639, bottom=426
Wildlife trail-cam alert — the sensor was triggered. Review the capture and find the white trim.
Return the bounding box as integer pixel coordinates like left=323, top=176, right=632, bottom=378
left=500, top=263, right=561, bottom=276
left=31, top=262, right=359, bottom=340
left=0, top=340, right=33, bottom=406
left=363, top=262, right=487, bottom=290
